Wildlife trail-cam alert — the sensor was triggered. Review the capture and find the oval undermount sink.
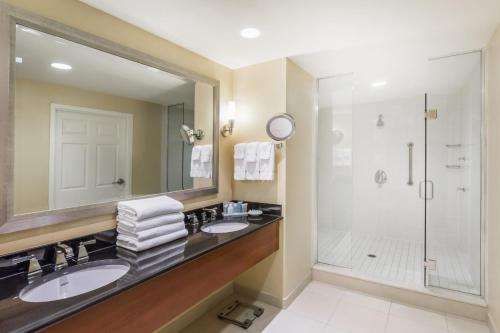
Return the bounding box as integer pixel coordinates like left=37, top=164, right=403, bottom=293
left=201, top=222, right=249, bottom=234
left=19, top=259, right=130, bottom=303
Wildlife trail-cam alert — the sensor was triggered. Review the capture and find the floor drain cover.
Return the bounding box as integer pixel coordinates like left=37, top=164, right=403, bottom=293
left=368, top=254, right=377, bottom=258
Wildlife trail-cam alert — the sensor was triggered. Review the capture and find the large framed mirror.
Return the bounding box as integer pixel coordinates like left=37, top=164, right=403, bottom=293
left=0, top=5, right=219, bottom=233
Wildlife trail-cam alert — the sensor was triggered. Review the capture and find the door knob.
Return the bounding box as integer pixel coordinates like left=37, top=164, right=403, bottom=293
left=112, top=178, right=125, bottom=185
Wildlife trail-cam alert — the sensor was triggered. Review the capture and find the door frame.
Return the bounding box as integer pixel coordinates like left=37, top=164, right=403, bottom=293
left=48, top=103, right=133, bottom=210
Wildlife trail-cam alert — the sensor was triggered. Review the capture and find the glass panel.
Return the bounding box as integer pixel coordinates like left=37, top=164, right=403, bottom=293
left=425, top=51, right=482, bottom=294
left=349, top=74, right=425, bottom=286
left=317, top=74, right=354, bottom=268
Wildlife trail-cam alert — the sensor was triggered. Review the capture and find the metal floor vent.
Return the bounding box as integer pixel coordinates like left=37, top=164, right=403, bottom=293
left=217, top=300, right=264, bottom=329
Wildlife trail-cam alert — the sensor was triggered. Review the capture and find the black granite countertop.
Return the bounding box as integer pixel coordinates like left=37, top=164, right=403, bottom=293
left=0, top=214, right=282, bottom=333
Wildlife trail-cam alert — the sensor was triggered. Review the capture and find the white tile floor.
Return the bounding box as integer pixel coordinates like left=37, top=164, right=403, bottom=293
left=318, top=231, right=479, bottom=294
left=263, top=281, right=490, bottom=333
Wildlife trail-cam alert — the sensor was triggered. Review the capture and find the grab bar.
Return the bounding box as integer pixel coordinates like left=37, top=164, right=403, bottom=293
left=407, top=142, right=414, bottom=185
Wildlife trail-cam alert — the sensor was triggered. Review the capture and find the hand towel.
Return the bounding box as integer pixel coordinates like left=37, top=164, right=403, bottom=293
left=117, top=228, right=188, bottom=252
left=245, top=142, right=258, bottom=162
left=200, top=145, right=212, bottom=178
left=117, top=212, right=185, bottom=232
left=258, top=142, right=275, bottom=180
left=234, top=143, right=246, bottom=180
left=245, top=142, right=259, bottom=180
left=117, top=222, right=186, bottom=242
left=117, top=195, right=184, bottom=221
left=190, top=146, right=202, bottom=178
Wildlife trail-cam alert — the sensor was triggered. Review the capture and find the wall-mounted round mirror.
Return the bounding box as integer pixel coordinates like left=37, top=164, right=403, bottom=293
left=266, top=113, right=296, bottom=141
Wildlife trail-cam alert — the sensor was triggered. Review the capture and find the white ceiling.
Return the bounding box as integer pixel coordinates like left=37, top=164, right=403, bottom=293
left=15, top=25, right=191, bottom=105
left=81, top=0, right=500, bottom=70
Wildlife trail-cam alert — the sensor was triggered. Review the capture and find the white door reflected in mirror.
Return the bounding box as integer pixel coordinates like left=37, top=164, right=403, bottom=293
left=266, top=114, right=296, bottom=141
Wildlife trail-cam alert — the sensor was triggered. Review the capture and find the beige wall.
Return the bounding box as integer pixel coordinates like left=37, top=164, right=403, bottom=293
left=487, top=24, right=500, bottom=331
left=14, top=78, right=162, bottom=214
left=233, top=59, right=315, bottom=305
left=232, top=59, right=287, bottom=301
left=283, top=60, right=315, bottom=297
left=232, top=59, right=287, bottom=205
left=0, top=0, right=233, bottom=255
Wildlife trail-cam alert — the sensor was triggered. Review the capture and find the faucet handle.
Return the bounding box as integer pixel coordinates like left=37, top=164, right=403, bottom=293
left=53, top=249, right=68, bottom=271
left=76, top=239, right=95, bottom=264
left=12, top=254, right=42, bottom=280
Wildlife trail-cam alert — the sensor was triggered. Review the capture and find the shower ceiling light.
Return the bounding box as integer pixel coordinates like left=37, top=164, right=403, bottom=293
left=372, top=81, right=387, bottom=87
left=240, top=28, right=261, bottom=39
left=51, top=62, right=72, bottom=70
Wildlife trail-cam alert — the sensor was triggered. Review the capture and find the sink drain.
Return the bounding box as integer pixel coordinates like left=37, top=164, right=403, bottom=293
left=367, top=254, right=377, bottom=258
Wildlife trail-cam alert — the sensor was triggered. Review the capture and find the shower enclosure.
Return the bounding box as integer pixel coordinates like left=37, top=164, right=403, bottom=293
left=316, top=50, right=483, bottom=295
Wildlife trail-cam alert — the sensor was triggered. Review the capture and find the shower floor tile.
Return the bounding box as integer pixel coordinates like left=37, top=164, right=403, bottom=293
left=318, top=231, right=479, bottom=294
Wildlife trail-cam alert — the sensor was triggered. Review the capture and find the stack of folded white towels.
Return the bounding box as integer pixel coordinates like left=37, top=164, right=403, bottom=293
left=116, top=195, right=188, bottom=252
left=234, top=142, right=275, bottom=181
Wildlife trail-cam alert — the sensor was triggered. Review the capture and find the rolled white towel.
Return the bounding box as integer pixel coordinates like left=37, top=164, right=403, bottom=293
left=117, top=228, right=188, bottom=252
left=117, top=222, right=186, bottom=242
left=117, top=196, right=183, bottom=220
left=117, top=212, right=185, bottom=232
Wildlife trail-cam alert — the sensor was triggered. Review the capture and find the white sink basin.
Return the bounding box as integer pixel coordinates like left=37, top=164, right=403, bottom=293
left=19, top=259, right=130, bottom=303
left=201, top=222, right=249, bottom=234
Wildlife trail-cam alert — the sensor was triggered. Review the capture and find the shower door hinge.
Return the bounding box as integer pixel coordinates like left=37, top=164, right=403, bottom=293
left=425, top=109, right=438, bottom=119
left=424, top=259, right=437, bottom=271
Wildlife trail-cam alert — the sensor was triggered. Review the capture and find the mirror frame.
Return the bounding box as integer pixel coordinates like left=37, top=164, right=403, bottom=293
left=266, top=113, right=296, bottom=141
left=0, top=4, right=220, bottom=233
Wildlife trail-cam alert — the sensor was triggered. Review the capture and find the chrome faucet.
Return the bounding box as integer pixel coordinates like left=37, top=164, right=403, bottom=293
left=12, top=254, right=42, bottom=281
left=202, top=208, right=218, bottom=222
left=54, top=242, right=74, bottom=270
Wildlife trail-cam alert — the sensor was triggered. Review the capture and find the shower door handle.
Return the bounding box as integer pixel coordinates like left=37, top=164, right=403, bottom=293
left=407, top=142, right=414, bottom=185
left=419, top=180, right=434, bottom=200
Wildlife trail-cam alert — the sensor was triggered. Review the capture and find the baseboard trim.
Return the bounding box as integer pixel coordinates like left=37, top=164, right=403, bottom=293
left=234, top=284, right=284, bottom=308
left=282, top=272, right=312, bottom=309
left=313, top=264, right=488, bottom=321
left=489, top=313, right=499, bottom=333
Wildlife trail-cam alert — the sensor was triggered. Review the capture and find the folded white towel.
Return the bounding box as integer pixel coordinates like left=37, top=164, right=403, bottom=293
left=117, top=228, right=188, bottom=252
left=117, top=212, right=185, bottom=232
left=245, top=142, right=258, bottom=162
left=190, top=146, right=202, bottom=178
left=259, top=142, right=275, bottom=180
left=234, top=143, right=246, bottom=181
left=117, top=222, right=186, bottom=242
left=200, top=145, right=212, bottom=178
left=117, top=196, right=183, bottom=221
left=117, top=240, right=186, bottom=271
left=201, top=145, right=212, bottom=163
left=191, top=145, right=202, bottom=160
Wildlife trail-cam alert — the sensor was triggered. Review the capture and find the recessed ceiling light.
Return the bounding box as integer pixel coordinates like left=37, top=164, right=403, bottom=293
left=372, top=81, right=387, bottom=87
left=240, top=28, right=261, bottom=39
left=15, top=57, right=23, bottom=64
left=20, top=27, right=41, bottom=36
left=51, top=62, right=72, bottom=70
left=147, top=67, right=160, bottom=72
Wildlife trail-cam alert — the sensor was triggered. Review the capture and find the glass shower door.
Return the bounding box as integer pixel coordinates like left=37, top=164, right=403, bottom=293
left=317, top=74, right=354, bottom=268
left=424, top=51, right=482, bottom=295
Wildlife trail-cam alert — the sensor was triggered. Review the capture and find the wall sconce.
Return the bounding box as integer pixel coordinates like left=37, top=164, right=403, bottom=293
left=221, top=101, right=236, bottom=137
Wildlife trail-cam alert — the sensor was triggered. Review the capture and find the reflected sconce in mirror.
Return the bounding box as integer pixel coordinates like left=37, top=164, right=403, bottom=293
left=180, top=124, right=205, bottom=145
left=221, top=101, right=236, bottom=137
